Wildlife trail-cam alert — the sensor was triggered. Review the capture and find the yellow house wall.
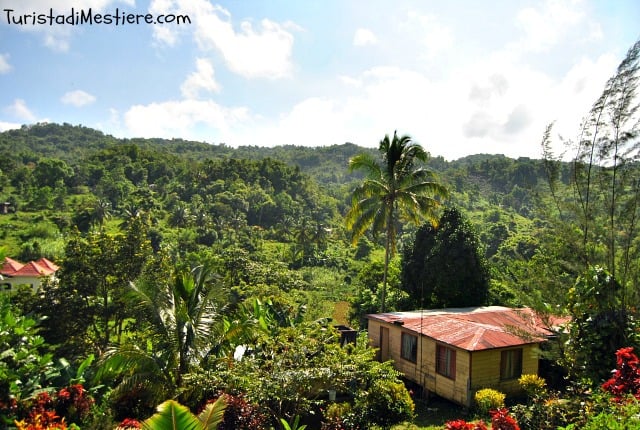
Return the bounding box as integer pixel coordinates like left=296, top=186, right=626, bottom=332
left=470, top=345, right=540, bottom=396
left=368, top=320, right=472, bottom=406
left=367, top=319, right=543, bottom=407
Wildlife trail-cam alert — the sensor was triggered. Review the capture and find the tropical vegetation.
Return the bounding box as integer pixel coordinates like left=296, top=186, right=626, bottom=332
left=0, top=37, right=638, bottom=429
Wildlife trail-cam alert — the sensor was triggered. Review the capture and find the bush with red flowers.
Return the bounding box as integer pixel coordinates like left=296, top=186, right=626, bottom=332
left=602, top=347, right=640, bottom=402
left=9, top=385, right=94, bottom=430
left=211, top=393, right=269, bottom=430
left=444, top=418, right=488, bottom=429
left=489, top=408, right=520, bottom=430
left=116, top=417, right=142, bottom=429
left=13, top=392, right=66, bottom=430
left=55, top=384, right=94, bottom=423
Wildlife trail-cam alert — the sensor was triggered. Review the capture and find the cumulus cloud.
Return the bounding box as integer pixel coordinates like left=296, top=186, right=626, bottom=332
left=469, top=74, right=509, bottom=104
left=353, top=28, right=377, bottom=46
left=61, top=90, right=96, bottom=107
left=124, top=99, right=249, bottom=140
left=403, top=11, right=454, bottom=60
left=181, top=58, right=220, bottom=99
left=0, top=121, right=23, bottom=132
left=514, top=0, right=601, bottom=53
left=0, top=54, right=12, bottom=74
left=504, top=104, right=532, bottom=135
left=150, top=0, right=296, bottom=79
left=4, top=99, right=37, bottom=122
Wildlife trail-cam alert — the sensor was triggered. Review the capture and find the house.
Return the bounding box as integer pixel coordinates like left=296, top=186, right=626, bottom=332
left=0, top=257, right=60, bottom=293
left=366, top=306, right=563, bottom=407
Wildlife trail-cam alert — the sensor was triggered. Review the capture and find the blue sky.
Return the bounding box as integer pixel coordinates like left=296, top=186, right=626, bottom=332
left=0, top=0, right=638, bottom=160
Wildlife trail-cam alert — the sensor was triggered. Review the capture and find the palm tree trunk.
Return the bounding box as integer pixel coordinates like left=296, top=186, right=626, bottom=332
left=381, top=217, right=393, bottom=313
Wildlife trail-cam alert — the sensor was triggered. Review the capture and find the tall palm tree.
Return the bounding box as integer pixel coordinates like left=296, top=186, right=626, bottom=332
left=346, top=131, right=448, bottom=312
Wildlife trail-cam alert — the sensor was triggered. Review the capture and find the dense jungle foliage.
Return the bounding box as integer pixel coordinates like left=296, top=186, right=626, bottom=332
left=0, top=38, right=638, bottom=430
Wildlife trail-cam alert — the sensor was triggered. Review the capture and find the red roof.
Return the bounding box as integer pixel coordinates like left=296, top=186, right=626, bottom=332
left=35, top=258, right=60, bottom=274
left=1, top=257, right=24, bottom=275
left=1, top=257, right=59, bottom=277
left=367, top=306, right=565, bottom=351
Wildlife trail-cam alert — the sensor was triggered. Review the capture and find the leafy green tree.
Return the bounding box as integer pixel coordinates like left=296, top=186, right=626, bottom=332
left=537, top=38, right=640, bottom=385
left=545, top=39, right=640, bottom=289
left=563, top=265, right=640, bottom=383
left=33, top=158, right=73, bottom=189
left=33, top=217, right=152, bottom=358
left=346, top=131, right=448, bottom=312
left=0, top=295, right=59, bottom=423
left=402, top=207, right=489, bottom=308
left=211, top=325, right=412, bottom=428
left=98, top=262, right=228, bottom=408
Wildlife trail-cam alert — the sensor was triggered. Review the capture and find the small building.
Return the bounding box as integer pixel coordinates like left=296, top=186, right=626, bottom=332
left=366, top=306, right=562, bottom=407
left=0, top=257, right=60, bottom=293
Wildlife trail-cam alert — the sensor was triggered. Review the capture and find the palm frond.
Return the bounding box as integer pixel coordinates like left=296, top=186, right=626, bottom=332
left=142, top=400, right=202, bottom=430
left=198, top=396, right=226, bottom=430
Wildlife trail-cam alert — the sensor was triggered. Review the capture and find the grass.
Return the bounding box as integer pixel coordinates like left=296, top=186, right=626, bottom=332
left=392, top=396, right=477, bottom=430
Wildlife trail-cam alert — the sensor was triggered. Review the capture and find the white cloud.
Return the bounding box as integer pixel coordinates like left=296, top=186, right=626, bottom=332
left=403, top=11, right=454, bottom=60
left=234, top=39, right=619, bottom=160
left=0, top=121, right=23, bottom=132
left=181, top=58, right=220, bottom=99
left=4, top=99, right=37, bottom=122
left=61, top=90, right=96, bottom=107
left=150, top=0, right=295, bottom=79
left=0, top=54, right=12, bottom=74
left=514, top=0, right=601, bottom=53
left=353, top=28, right=377, bottom=47
left=124, top=99, right=249, bottom=140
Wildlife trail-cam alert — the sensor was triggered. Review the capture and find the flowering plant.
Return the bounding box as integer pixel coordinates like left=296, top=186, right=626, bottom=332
left=444, top=418, right=488, bottom=429
left=489, top=408, right=520, bottom=430
left=602, top=347, right=640, bottom=401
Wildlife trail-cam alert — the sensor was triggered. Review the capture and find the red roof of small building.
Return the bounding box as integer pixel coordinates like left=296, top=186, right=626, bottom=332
left=35, top=258, right=60, bottom=274
left=367, top=306, right=566, bottom=351
left=12, top=261, right=50, bottom=277
left=1, top=257, right=59, bottom=277
left=1, top=257, right=24, bottom=275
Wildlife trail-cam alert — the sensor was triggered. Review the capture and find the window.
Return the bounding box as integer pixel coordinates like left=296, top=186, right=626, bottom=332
left=436, top=344, right=456, bottom=379
left=501, top=348, right=523, bottom=380
left=401, top=333, right=417, bottom=362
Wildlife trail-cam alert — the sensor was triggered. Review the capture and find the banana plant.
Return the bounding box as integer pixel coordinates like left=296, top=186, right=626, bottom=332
left=142, top=397, right=225, bottom=430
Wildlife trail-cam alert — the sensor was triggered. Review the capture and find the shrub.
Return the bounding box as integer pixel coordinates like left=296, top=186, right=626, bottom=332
left=444, top=419, right=488, bottom=429
left=321, top=402, right=355, bottom=430
left=353, top=379, right=414, bottom=429
left=55, top=384, right=94, bottom=423
left=602, top=347, right=640, bottom=401
left=116, top=418, right=142, bottom=429
left=489, top=408, right=520, bottom=430
left=518, top=374, right=547, bottom=399
left=474, top=388, right=505, bottom=416
left=214, top=393, right=269, bottom=430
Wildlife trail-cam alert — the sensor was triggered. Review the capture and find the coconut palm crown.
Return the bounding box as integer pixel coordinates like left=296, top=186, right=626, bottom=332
left=346, top=131, right=448, bottom=312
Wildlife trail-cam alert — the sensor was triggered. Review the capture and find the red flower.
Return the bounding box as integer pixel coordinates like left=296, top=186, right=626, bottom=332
left=117, top=417, right=142, bottom=429
left=489, top=408, right=520, bottom=430
left=445, top=419, right=488, bottom=430
left=602, top=347, right=640, bottom=401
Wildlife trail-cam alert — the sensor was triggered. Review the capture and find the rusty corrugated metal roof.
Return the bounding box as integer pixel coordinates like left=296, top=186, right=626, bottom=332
left=367, top=306, right=563, bottom=351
